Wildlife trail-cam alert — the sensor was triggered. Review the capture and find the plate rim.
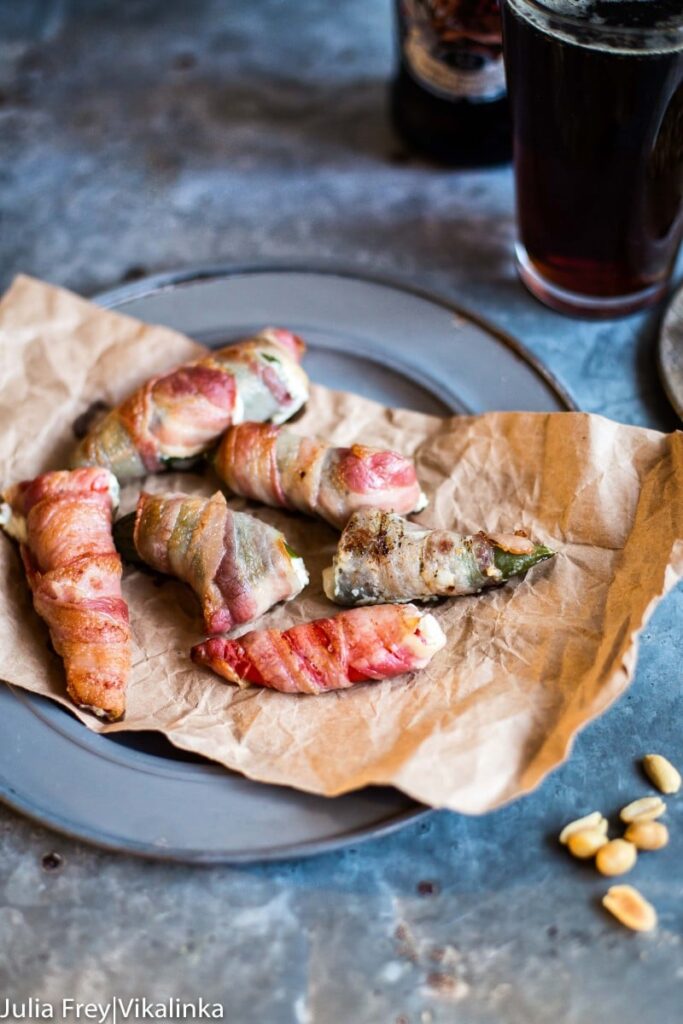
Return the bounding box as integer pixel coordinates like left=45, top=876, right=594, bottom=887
left=0, top=720, right=430, bottom=865
left=0, top=262, right=574, bottom=863
left=658, top=280, right=683, bottom=421
left=95, top=260, right=579, bottom=412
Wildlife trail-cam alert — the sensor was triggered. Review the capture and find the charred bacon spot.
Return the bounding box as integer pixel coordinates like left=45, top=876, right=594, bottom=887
left=41, top=852, right=63, bottom=872
left=417, top=879, right=439, bottom=896
left=72, top=400, right=111, bottom=440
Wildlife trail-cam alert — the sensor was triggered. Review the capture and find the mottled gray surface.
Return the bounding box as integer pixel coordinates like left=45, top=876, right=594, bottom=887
left=1, top=0, right=682, bottom=1022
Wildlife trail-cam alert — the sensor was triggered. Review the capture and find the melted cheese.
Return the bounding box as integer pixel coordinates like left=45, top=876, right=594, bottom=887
left=403, top=612, right=446, bottom=663
left=0, top=502, right=27, bottom=543
left=290, top=555, right=310, bottom=593
left=271, top=360, right=309, bottom=425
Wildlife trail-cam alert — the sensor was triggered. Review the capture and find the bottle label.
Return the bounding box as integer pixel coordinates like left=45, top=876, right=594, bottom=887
left=400, top=0, right=506, bottom=102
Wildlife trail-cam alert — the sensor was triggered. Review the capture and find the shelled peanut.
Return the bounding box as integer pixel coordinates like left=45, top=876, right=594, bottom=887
left=556, top=752, right=680, bottom=932
left=642, top=754, right=681, bottom=795
left=595, top=839, right=637, bottom=877
left=619, top=796, right=666, bottom=824
left=602, top=886, right=657, bottom=932
left=624, top=821, right=668, bottom=851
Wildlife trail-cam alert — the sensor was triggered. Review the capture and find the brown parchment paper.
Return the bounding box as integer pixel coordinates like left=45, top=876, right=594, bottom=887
left=1, top=274, right=682, bottom=813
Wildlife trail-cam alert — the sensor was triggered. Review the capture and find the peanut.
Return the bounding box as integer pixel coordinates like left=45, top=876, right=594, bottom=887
left=566, top=828, right=609, bottom=859
left=595, top=839, right=637, bottom=877
left=642, top=754, right=681, bottom=795
left=602, top=885, right=657, bottom=932
left=619, top=796, right=666, bottom=824
left=624, top=821, right=669, bottom=851
left=559, top=812, right=607, bottom=845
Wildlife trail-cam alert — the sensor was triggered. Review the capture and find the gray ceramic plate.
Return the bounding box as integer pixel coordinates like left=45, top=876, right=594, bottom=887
left=0, top=265, right=574, bottom=862
left=659, top=281, right=683, bottom=422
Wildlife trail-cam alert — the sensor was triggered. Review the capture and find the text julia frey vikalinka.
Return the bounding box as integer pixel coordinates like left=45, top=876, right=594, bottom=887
left=0, top=997, right=225, bottom=1021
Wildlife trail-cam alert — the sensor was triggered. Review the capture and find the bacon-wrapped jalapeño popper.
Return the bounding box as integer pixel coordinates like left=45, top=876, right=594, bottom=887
left=0, top=468, right=131, bottom=720
left=214, top=422, right=427, bottom=529
left=71, top=329, right=309, bottom=484
left=113, top=490, right=308, bottom=635
left=191, top=603, right=445, bottom=694
left=324, top=509, right=554, bottom=606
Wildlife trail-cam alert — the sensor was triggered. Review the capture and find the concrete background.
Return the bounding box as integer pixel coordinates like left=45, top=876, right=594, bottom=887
left=0, top=1, right=681, bottom=1021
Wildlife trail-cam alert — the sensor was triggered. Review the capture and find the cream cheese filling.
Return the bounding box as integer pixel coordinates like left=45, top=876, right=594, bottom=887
left=104, top=470, right=121, bottom=512
left=403, top=611, right=446, bottom=661
left=290, top=555, right=310, bottom=593
left=413, top=490, right=429, bottom=513
left=270, top=361, right=309, bottom=425
left=0, top=502, right=27, bottom=543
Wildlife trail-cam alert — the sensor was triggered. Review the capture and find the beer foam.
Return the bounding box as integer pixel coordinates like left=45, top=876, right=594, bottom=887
left=506, top=0, right=683, bottom=54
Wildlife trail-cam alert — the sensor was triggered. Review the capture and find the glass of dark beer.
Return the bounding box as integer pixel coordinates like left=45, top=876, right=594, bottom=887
left=501, top=0, right=683, bottom=317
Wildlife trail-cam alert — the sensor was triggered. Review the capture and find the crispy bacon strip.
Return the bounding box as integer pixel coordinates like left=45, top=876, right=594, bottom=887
left=71, top=329, right=308, bottom=483
left=214, top=422, right=426, bottom=529
left=125, top=490, right=308, bottom=634
left=191, top=604, right=446, bottom=693
left=1, top=468, right=130, bottom=720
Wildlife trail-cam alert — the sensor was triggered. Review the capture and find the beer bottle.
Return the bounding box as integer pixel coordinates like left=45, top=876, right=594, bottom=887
left=391, top=0, right=511, bottom=166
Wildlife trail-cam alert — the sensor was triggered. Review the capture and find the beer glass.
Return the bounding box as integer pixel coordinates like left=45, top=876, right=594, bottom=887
left=501, top=1, right=683, bottom=317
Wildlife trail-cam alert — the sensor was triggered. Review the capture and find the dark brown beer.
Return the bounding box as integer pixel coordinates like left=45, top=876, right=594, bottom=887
left=502, top=0, right=683, bottom=315
left=392, top=0, right=511, bottom=166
